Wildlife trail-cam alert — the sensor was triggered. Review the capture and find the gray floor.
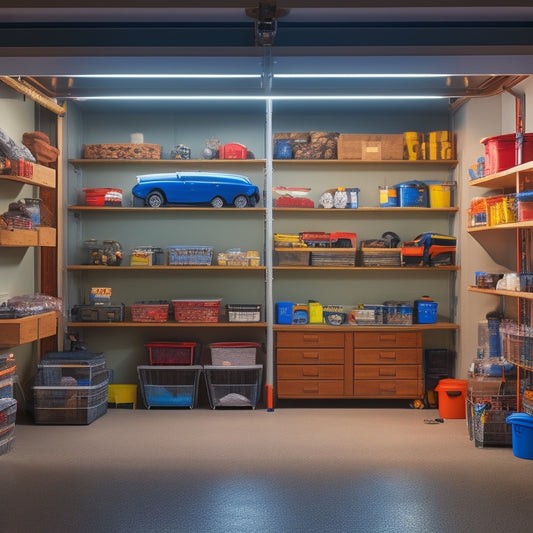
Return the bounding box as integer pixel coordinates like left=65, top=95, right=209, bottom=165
left=1, top=405, right=532, bottom=533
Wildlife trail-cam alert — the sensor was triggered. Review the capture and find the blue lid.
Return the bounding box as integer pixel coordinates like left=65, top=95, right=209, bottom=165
left=516, top=191, right=533, bottom=200
left=506, top=412, right=533, bottom=427
left=395, top=180, right=427, bottom=189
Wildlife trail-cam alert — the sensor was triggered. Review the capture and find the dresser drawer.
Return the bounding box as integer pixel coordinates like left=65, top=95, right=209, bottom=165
left=354, top=365, right=422, bottom=380
left=354, top=348, right=422, bottom=365
left=277, top=380, right=345, bottom=398
left=276, top=331, right=345, bottom=348
left=278, top=364, right=344, bottom=380
left=277, top=348, right=345, bottom=365
left=354, top=331, right=421, bottom=348
left=353, top=379, right=423, bottom=398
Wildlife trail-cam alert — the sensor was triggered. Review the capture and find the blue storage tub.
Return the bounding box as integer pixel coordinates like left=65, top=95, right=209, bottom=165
left=506, top=413, right=533, bottom=459
left=396, top=181, right=428, bottom=207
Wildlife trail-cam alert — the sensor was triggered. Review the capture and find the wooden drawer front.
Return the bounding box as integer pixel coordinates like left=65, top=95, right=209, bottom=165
left=277, top=348, right=345, bottom=365
left=353, top=379, right=423, bottom=398
left=278, top=365, right=344, bottom=380
left=277, top=380, right=345, bottom=398
left=354, top=365, right=421, bottom=380
left=276, top=331, right=345, bottom=348
left=354, top=331, right=421, bottom=348
left=354, top=348, right=422, bottom=365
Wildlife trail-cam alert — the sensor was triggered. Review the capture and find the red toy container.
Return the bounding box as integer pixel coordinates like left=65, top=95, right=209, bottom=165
left=83, top=188, right=122, bottom=206
left=481, top=133, right=533, bottom=175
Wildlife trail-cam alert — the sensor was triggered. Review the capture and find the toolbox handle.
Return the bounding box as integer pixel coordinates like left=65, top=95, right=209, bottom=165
left=446, top=391, right=462, bottom=397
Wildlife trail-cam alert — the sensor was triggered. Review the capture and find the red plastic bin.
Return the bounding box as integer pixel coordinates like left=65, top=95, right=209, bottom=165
left=146, top=342, right=197, bottom=365
left=481, top=133, right=533, bottom=175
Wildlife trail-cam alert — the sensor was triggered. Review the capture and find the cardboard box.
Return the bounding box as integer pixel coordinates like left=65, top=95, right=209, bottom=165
left=0, top=315, right=39, bottom=346
left=37, top=227, right=56, bottom=247
left=338, top=134, right=404, bottom=160
left=0, top=228, right=38, bottom=246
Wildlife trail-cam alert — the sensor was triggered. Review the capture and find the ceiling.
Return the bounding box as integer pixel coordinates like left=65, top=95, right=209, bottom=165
left=0, top=2, right=532, bottom=108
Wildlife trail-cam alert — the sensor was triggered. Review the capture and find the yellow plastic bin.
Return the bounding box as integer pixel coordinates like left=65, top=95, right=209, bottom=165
left=435, top=378, right=468, bottom=419
left=428, top=183, right=454, bottom=208
left=108, top=384, right=138, bottom=409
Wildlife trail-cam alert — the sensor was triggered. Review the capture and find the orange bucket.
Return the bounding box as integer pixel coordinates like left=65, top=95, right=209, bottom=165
left=435, top=378, right=468, bottom=419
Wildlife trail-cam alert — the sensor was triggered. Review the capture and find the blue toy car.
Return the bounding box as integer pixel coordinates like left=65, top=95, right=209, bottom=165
left=132, top=171, right=260, bottom=208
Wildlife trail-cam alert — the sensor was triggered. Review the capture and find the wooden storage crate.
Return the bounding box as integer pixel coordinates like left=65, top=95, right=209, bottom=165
left=83, top=143, right=161, bottom=160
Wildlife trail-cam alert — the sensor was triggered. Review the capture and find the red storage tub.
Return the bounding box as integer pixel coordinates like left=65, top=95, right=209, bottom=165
left=219, top=142, right=247, bottom=160
left=145, top=342, right=197, bottom=365
left=481, top=133, right=533, bottom=175
left=83, top=188, right=122, bottom=206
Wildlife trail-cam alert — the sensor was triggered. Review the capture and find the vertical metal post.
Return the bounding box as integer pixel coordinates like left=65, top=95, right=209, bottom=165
left=263, top=48, right=275, bottom=408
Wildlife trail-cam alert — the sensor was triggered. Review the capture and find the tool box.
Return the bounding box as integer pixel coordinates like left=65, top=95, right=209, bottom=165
left=71, top=304, right=125, bottom=322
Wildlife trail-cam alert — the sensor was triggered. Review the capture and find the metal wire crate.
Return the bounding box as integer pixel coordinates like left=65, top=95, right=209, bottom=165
left=203, top=365, right=263, bottom=409
left=137, top=365, right=202, bottom=409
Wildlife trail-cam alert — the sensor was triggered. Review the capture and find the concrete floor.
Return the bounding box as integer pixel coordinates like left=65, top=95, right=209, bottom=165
left=1, top=406, right=532, bottom=533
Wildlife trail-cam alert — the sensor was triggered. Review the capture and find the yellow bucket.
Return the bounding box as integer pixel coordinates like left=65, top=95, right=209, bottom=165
left=428, top=183, right=453, bottom=208
left=108, top=384, right=138, bottom=409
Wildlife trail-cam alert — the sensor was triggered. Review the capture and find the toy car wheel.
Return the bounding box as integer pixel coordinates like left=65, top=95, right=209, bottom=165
left=146, top=191, right=165, bottom=208
left=210, top=196, right=224, bottom=208
left=233, top=194, right=248, bottom=208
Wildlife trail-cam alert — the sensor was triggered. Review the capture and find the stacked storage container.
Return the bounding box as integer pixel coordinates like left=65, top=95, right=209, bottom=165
left=137, top=342, right=202, bottom=409
left=204, top=342, right=263, bottom=409
left=0, top=352, right=16, bottom=455
left=33, top=352, right=109, bottom=425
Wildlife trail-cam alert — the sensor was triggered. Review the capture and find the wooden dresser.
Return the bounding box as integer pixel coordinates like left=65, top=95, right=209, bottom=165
left=276, top=328, right=425, bottom=400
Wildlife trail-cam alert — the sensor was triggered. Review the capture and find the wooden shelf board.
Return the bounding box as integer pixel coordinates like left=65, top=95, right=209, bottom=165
left=274, top=207, right=458, bottom=213
left=69, top=158, right=266, bottom=166
left=67, top=265, right=266, bottom=271
left=273, top=322, right=458, bottom=332
left=274, top=265, right=458, bottom=271
left=68, top=205, right=266, bottom=213
left=468, top=285, right=533, bottom=300
left=67, top=321, right=267, bottom=328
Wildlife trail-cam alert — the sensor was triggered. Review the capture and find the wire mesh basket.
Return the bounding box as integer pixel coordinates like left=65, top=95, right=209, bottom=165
left=172, top=299, right=221, bottom=322
left=203, top=365, right=263, bottom=409
left=131, top=301, right=170, bottom=323
left=137, top=365, right=202, bottom=408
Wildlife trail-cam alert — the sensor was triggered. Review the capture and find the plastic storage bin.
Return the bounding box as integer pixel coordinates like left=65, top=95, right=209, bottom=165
left=145, top=342, right=197, bottom=365
left=225, top=304, right=262, bottom=322
left=172, top=299, right=221, bottom=323
left=210, top=342, right=260, bottom=366
left=131, top=301, right=170, bottom=323
left=414, top=300, right=438, bottom=324
left=481, top=133, right=533, bottom=175
left=435, top=378, right=468, bottom=419
left=203, top=365, right=263, bottom=409
left=395, top=181, right=428, bottom=207
left=506, top=413, right=533, bottom=459
left=137, top=365, right=202, bottom=409
left=167, top=246, right=213, bottom=266
left=108, top=384, right=138, bottom=409
left=276, top=302, right=294, bottom=324
left=0, top=398, right=17, bottom=427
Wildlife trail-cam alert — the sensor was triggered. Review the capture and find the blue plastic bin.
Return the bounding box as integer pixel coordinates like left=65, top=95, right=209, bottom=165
left=506, top=413, right=533, bottom=459
left=276, top=302, right=294, bottom=324
left=414, top=300, right=438, bottom=324
left=396, top=181, right=428, bottom=207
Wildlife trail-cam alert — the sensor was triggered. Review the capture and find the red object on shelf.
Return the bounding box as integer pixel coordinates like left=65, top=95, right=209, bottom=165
left=274, top=197, right=315, bottom=207
left=219, top=142, right=247, bottom=159
left=481, top=133, right=533, bottom=175
left=83, top=188, right=122, bottom=206
left=145, top=341, right=197, bottom=365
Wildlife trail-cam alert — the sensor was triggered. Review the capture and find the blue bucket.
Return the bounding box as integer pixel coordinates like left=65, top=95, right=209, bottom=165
left=396, top=181, right=428, bottom=207
left=506, top=413, right=533, bottom=459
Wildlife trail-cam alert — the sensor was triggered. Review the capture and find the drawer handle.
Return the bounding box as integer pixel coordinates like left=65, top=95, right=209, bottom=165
left=379, top=351, right=397, bottom=360
left=379, top=335, right=397, bottom=342
left=303, top=386, right=320, bottom=393
left=302, top=335, right=320, bottom=344
left=303, top=369, right=319, bottom=377
left=302, top=352, right=320, bottom=360
left=379, top=368, right=397, bottom=376
left=380, top=384, right=397, bottom=392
